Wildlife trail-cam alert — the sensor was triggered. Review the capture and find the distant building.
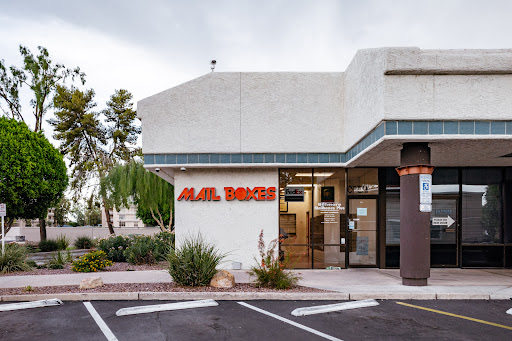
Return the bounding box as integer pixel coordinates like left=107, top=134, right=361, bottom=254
left=11, top=208, right=56, bottom=228
left=101, top=205, right=145, bottom=228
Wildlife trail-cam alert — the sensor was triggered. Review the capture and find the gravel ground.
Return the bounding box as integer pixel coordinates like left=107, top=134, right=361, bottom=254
left=0, top=262, right=168, bottom=277
left=0, top=283, right=331, bottom=296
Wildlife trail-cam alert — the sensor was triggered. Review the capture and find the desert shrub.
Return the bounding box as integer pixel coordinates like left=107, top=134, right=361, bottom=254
left=97, top=235, right=132, bottom=262
left=153, top=231, right=175, bottom=261
left=24, top=242, right=39, bottom=253
left=38, top=239, right=59, bottom=252
left=47, top=251, right=68, bottom=269
left=74, top=236, right=95, bottom=249
left=26, top=260, right=37, bottom=268
left=168, top=234, right=226, bottom=287
left=248, top=230, right=299, bottom=289
left=55, top=234, right=70, bottom=250
left=124, top=236, right=157, bottom=265
left=0, top=243, right=31, bottom=273
left=71, top=250, right=112, bottom=272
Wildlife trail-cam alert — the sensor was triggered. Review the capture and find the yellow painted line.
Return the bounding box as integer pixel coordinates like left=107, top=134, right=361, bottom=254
left=396, top=302, right=512, bottom=331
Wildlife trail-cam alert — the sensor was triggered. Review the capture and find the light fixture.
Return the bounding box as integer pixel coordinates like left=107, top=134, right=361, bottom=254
left=210, top=60, right=216, bottom=72
left=294, top=172, right=334, bottom=177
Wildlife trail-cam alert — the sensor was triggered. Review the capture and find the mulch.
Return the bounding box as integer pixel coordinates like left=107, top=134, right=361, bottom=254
left=0, top=283, right=330, bottom=296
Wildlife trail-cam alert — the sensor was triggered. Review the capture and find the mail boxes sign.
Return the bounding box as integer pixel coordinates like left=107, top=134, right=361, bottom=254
left=178, top=187, right=276, bottom=201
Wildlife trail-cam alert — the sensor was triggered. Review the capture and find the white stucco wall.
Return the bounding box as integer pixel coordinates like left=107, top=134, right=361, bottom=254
left=138, top=72, right=344, bottom=154
left=384, top=74, right=512, bottom=120
left=139, top=47, right=512, bottom=158
left=174, top=168, right=279, bottom=270
left=240, top=73, right=343, bottom=153
left=342, top=48, right=387, bottom=148
left=138, top=73, right=242, bottom=154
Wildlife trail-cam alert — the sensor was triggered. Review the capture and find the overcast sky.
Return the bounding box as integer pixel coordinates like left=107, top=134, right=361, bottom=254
left=1, top=0, right=512, bottom=138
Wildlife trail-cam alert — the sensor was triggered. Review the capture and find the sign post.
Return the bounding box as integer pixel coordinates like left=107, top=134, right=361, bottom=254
left=0, top=203, right=6, bottom=254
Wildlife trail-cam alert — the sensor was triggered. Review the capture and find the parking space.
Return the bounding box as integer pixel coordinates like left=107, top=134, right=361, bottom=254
left=1, top=300, right=511, bottom=340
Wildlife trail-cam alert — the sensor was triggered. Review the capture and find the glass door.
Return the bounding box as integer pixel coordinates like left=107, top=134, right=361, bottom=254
left=348, top=198, right=378, bottom=266
left=430, top=198, right=458, bottom=266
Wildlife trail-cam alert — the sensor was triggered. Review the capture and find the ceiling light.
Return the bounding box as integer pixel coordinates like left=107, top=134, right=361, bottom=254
left=294, top=172, right=334, bottom=177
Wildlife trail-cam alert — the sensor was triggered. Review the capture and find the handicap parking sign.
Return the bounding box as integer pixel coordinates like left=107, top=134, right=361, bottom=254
left=419, top=174, right=432, bottom=205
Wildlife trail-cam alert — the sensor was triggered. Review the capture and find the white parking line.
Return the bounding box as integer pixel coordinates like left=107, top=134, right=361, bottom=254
left=238, top=302, right=343, bottom=341
left=83, top=302, right=119, bottom=341
left=291, top=299, right=379, bottom=316
left=116, top=299, right=219, bottom=316
left=506, top=308, right=512, bottom=315
left=0, top=299, right=63, bottom=312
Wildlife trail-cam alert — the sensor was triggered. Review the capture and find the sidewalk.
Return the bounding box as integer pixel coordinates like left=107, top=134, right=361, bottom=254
left=1, top=268, right=512, bottom=301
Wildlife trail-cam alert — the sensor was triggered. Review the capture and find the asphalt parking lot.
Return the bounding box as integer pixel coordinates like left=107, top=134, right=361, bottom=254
left=1, top=300, right=511, bottom=340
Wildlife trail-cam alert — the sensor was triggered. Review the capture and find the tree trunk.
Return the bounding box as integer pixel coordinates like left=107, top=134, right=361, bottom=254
left=39, top=218, right=47, bottom=241
left=0, top=217, right=14, bottom=241
left=102, top=199, right=115, bottom=234
left=150, top=207, right=165, bottom=231
left=168, top=203, right=174, bottom=232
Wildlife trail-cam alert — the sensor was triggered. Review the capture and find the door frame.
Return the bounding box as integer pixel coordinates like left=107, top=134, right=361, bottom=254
left=346, top=195, right=380, bottom=268
left=431, top=195, right=460, bottom=267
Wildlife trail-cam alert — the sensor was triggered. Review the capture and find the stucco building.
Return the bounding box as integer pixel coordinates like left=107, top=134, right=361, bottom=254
left=139, top=47, right=512, bottom=284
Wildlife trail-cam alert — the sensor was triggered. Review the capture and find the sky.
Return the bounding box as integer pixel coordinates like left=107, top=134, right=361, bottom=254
left=1, top=0, right=512, bottom=141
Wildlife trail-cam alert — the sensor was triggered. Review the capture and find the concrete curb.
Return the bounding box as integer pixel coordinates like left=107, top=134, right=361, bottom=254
left=349, top=293, right=436, bottom=300
left=1, top=291, right=510, bottom=302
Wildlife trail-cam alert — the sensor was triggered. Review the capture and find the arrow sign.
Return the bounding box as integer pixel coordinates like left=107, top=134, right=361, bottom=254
left=432, top=216, right=456, bottom=227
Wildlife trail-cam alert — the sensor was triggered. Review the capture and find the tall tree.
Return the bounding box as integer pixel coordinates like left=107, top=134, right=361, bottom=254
left=102, top=161, right=174, bottom=231
left=0, top=45, right=84, bottom=239
left=50, top=86, right=140, bottom=234
left=53, top=196, right=71, bottom=226
left=0, top=59, right=25, bottom=121
left=0, top=45, right=85, bottom=131
left=0, top=117, right=68, bottom=239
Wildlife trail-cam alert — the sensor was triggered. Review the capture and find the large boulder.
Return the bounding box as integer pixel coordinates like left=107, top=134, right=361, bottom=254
left=210, top=270, right=235, bottom=288
left=80, top=277, right=104, bottom=289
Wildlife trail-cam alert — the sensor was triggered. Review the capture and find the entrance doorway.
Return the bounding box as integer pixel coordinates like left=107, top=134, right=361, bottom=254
left=348, top=198, right=378, bottom=266
left=430, top=197, right=458, bottom=266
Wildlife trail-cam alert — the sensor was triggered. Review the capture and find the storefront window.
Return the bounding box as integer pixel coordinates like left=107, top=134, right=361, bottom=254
left=279, top=168, right=314, bottom=269
left=312, top=169, right=346, bottom=268
left=462, top=168, right=503, bottom=244
left=279, top=168, right=346, bottom=269
left=347, top=168, right=378, bottom=196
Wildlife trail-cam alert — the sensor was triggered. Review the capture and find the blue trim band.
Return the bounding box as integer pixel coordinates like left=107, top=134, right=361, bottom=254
left=144, top=120, right=512, bottom=165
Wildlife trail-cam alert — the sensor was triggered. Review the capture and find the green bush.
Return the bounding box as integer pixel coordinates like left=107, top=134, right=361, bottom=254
left=71, top=250, right=113, bottom=272
left=24, top=242, right=39, bottom=253
left=153, top=231, right=175, bottom=261
left=125, top=236, right=157, bottom=265
left=47, top=251, right=68, bottom=269
left=98, top=235, right=132, bottom=262
left=55, top=234, right=70, bottom=250
left=38, top=239, right=59, bottom=252
left=26, top=260, right=37, bottom=268
left=168, top=235, right=226, bottom=287
left=248, top=230, right=299, bottom=289
left=74, top=236, right=95, bottom=249
left=0, top=243, right=31, bottom=273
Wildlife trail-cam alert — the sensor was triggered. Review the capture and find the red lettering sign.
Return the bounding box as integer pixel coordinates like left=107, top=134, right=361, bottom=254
left=178, top=188, right=195, bottom=201
left=179, top=187, right=276, bottom=201
left=225, top=187, right=235, bottom=200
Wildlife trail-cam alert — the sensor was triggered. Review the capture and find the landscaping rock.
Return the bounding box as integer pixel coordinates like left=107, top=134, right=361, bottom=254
left=80, top=277, right=104, bottom=289
left=210, top=270, right=235, bottom=288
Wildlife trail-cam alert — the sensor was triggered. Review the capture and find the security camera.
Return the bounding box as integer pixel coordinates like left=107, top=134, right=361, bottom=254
left=180, top=167, right=186, bottom=172
left=155, top=168, right=160, bottom=172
